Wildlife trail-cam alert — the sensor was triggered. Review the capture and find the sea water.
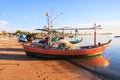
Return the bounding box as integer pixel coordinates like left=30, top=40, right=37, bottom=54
left=69, top=34, right=120, bottom=79
left=103, top=37, right=120, bottom=73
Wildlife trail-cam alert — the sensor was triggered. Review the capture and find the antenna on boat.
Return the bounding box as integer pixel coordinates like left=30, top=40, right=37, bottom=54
left=49, top=0, right=53, bottom=27
left=50, top=12, right=63, bottom=27
left=48, top=0, right=63, bottom=27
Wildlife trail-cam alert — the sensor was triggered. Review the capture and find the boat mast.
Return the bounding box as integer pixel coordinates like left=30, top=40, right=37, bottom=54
left=46, top=12, right=50, bottom=45
left=94, top=23, right=101, bottom=46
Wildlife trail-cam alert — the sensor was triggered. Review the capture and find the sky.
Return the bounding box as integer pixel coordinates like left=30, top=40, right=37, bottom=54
left=0, top=0, right=120, bottom=34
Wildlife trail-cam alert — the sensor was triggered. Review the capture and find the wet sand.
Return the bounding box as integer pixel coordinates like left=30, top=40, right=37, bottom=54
left=0, top=38, right=99, bottom=80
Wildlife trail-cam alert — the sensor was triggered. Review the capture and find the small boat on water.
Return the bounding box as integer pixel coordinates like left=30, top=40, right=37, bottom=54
left=114, top=36, right=120, bottom=38
left=23, top=13, right=112, bottom=59
left=68, top=35, right=74, bottom=38
left=69, top=38, right=83, bottom=44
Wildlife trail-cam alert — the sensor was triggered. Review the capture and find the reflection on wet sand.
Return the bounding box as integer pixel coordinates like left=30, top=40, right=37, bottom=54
left=67, top=55, right=120, bottom=80
left=70, top=55, right=110, bottom=68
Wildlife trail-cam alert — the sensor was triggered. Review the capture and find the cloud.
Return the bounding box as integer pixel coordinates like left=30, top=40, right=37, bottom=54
left=0, top=20, right=8, bottom=27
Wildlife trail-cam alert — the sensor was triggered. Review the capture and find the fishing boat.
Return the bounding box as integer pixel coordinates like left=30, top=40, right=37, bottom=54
left=68, top=35, right=74, bottom=38
left=23, top=39, right=111, bottom=58
left=69, top=38, right=83, bottom=44
left=68, top=30, right=83, bottom=44
left=23, top=13, right=112, bottom=59
left=23, top=26, right=112, bottom=58
left=68, top=31, right=74, bottom=38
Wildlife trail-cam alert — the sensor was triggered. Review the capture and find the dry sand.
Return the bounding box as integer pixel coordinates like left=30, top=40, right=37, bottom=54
left=0, top=38, right=99, bottom=80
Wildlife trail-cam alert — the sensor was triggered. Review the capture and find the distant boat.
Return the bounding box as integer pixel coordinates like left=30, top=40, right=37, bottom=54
left=114, top=36, right=120, bottom=38
left=70, top=37, right=83, bottom=44
left=68, top=30, right=74, bottom=38
left=68, top=35, right=74, bottom=38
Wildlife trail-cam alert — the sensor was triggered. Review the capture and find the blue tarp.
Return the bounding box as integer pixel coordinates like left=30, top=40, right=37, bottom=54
left=18, top=34, right=27, bottom=42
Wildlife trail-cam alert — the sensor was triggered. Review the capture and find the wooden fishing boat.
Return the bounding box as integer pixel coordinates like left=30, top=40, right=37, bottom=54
left=23, top=39, right=112, bottom=58
left=23, top=12, right=112, bottom=58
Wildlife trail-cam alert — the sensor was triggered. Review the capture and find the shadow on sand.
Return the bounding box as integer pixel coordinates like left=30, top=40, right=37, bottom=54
left=0, top=47, right=51, bottom=61
left=0, top=53, right=60, bottom=61
left=0, top=54, right=41, bottom=61
left=0, top=48, right=24, bottom=52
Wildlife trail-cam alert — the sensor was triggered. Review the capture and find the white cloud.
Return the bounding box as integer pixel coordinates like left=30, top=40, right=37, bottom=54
left=0, top=20, right=8, bottom=27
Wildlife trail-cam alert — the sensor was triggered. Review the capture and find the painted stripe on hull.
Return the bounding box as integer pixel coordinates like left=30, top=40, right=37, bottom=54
left=25, top=51, right=102, bottom=59
left=23, top=44, right=108, bottom=55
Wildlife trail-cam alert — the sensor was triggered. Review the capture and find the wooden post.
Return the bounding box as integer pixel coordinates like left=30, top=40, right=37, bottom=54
left=94, top=23, right=101, bottom=46
left=94, top=23, right=96, bottom=46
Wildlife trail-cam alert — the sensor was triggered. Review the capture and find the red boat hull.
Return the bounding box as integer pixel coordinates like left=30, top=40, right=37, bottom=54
left=23, top=40, right=111, bottom=58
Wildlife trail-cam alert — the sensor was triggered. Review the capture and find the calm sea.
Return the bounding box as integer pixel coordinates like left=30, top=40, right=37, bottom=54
left=103, top=36, right=120, bottom=73
left=69, top=34, right=120, bottom=79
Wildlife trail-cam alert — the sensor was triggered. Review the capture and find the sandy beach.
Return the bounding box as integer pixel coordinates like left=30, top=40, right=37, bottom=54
left=0, top=38, right=99, bottom=80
